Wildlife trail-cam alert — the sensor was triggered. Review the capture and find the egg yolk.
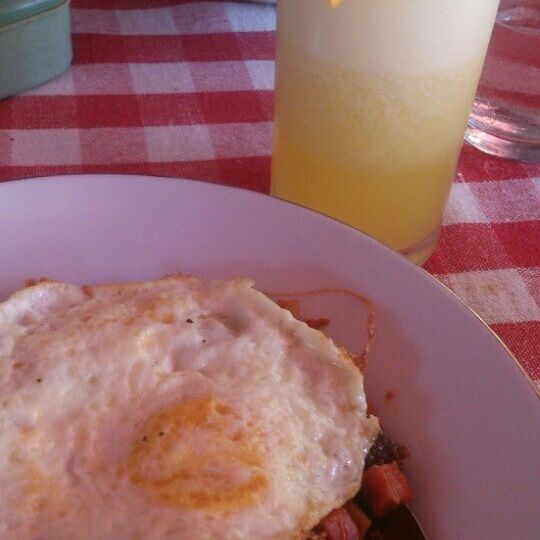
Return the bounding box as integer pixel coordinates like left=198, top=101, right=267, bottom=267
left=126, top=398, right=268, bottom=510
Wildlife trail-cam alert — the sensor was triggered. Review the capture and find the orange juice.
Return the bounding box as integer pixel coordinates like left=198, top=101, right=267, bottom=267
left=271, top=0, right=499, bottom=263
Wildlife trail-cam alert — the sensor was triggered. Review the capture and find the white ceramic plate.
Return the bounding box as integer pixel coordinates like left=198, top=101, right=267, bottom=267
left=0, top=175, right=538, bottom=539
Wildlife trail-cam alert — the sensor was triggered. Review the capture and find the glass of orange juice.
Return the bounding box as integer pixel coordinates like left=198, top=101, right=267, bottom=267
left=271, top=0, right=500, bottom=264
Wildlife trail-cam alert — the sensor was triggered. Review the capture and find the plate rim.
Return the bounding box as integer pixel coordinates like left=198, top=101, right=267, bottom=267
left=1, top=172, right=538, bottom=399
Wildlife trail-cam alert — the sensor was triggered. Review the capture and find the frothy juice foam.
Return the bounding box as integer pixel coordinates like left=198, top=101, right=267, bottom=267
left=271, top=0, right=499, bottom=263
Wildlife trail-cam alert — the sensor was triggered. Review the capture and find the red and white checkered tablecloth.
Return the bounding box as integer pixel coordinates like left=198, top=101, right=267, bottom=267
left=0, top=1, right=538, bottom=390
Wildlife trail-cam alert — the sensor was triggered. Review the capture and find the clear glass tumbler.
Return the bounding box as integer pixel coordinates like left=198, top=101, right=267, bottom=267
left=271, top=0, right=499, bottom=264
left=466, top=0, right=540, bottom=162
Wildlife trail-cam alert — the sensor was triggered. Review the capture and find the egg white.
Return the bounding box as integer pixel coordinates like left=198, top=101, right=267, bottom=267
left=0, top=276, right=378, bottom=540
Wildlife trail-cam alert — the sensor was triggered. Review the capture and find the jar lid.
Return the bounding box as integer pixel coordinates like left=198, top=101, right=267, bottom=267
left=0, top=0, right=65, bottom=27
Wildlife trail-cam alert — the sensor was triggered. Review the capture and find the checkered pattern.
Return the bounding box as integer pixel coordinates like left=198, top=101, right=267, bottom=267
left=0, top=1, right=538, bottom=389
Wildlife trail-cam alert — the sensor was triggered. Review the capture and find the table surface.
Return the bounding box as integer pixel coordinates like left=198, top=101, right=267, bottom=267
left=0, top=0, right=538, bottom=391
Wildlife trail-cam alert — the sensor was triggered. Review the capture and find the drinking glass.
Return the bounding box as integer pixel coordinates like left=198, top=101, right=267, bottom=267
left=466, top=0, right=540, bottom=162
left=271, top=0, right=499, bottom=264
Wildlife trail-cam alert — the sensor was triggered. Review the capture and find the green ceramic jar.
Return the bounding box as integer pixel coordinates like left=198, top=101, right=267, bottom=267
left=0, top=0, right=72, bottom=99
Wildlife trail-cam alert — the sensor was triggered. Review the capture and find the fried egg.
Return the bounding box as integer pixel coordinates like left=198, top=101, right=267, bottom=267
left=0, top=276, right=379, bottom=540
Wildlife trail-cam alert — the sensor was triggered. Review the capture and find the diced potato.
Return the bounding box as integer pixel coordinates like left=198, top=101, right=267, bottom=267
left=344, top=501, right=371, bottom=539
left=318, top=507, right=360, bottom=540
left=361, top=462, right=412, bottom=518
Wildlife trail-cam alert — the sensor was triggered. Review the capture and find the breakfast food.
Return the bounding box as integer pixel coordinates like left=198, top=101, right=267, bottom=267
left=0, top=276, right=380, bottom=540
